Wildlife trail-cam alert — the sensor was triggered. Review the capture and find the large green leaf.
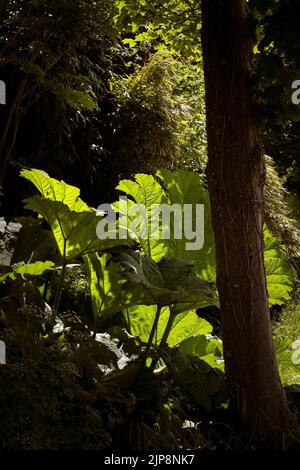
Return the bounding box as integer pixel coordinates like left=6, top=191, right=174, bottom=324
left=0, top=260, right=55, bottom=281
left=163, top=347, right=228, bottom=412
left=126, top=305, right=169, bottom=344
left=115, top=173, right=169, bottom=261
left=21, top=168, right=90, bottom=212
left=115, top=171, right=295, bottom=306
left=118, top=251, right=219, bottom=311
left=166, top=311, right=213, bottom=347
left=158, top=257, right=218, bottom=311
left=83, top=252, right=132, bottom=322
left=22, top=169, right=129, bottom=260
left=178, top=334, right=224, bottom=371
left=24, top=196, right=120, bottom=260
left=156, top=169, right=216, bottom=281
left=116, top=170, right=216, bottom=282
left=273, top=335, right=294, bottom=369
left=264, top=226, right=296, bottom=306
left=127, top=304, right=213, bottom=347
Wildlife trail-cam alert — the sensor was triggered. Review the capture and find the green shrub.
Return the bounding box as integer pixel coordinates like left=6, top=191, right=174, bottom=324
left=273, top=300, right=300, bottom=386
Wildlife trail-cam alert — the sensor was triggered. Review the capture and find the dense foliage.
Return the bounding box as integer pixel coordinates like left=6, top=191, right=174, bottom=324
left=1, top=0, right=300, bottom=451
left=0, top=167, right=298, bottom=449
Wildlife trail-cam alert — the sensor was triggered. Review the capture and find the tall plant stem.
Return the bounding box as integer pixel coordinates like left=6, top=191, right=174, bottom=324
left=135, top=304, right=162, bottom=380
left=149, top=307, right=176, bottom=373
left=53, top=248, right=67, bottom=313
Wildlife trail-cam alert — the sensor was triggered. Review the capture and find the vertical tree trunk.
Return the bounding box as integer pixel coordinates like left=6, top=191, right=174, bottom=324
left=201, top=0, right=291, bottom=445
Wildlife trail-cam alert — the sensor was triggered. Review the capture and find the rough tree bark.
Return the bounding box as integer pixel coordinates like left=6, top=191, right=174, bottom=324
left=201, top=0, right=292, bottom=445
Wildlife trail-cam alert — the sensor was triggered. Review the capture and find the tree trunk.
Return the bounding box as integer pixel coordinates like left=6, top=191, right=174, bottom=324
left=201, top=0, right=292, bottom=445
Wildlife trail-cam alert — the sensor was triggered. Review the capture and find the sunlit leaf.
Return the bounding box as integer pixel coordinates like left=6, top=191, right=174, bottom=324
left=0, top=260, right=55, bottom=281
left=127, top=304, right=213, bottom=347
left=264, top=226, right=296, bottom=306
left=84, top=253, right=132, bottom=322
